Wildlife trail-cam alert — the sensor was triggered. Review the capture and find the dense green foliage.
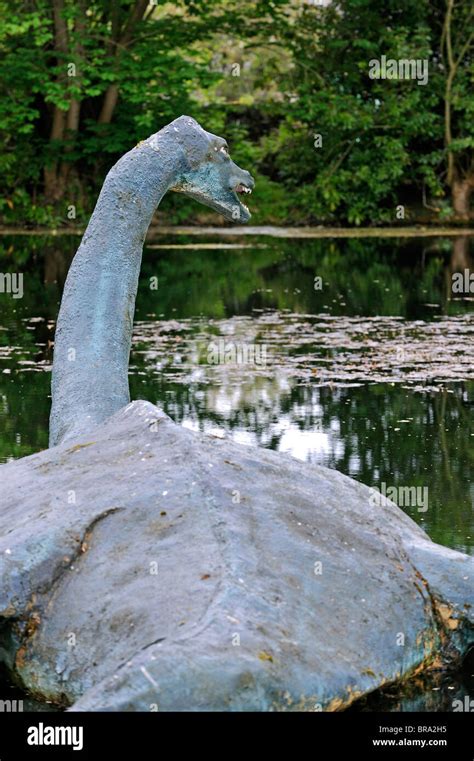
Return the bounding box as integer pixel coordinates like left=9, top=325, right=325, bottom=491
left=0, top=0, right=473, bottom=226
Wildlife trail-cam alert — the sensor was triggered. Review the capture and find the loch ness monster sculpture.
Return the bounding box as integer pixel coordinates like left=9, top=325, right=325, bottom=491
left=0, top=116, right=472, bottom=711
left=50, top=115, right=254, bottom=446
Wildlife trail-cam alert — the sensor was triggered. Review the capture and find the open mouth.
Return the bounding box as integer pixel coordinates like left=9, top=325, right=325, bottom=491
left=234, top=183, right=253, bottom=216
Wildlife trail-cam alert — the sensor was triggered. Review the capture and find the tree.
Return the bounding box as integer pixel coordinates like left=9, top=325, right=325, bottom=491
left=0, top=0, right=473, bottom=226
left=0, top=0, right=221, bottom=217
left=440, top=0, right=474, bottom=217
left=258, top=0, right=474, bottom=223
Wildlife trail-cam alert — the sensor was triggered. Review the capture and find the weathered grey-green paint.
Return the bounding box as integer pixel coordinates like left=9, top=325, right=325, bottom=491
left=49, top=116, right=254, bottom=446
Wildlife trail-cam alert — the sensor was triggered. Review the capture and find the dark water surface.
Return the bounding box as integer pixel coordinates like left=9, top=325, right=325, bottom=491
left=0, top=232, right=473, bottom=711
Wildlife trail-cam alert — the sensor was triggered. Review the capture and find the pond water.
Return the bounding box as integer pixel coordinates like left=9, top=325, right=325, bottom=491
left=0, top=232, right=473, bottom=711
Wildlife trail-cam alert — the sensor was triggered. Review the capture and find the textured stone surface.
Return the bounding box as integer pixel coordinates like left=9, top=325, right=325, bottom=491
left=0, top=401, right=472, bottom=711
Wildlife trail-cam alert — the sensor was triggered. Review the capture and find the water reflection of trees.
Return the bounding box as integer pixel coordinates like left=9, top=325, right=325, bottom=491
left=137, top=236, right=474, bottom=321
left=445, top=235, right=473, bottom=307
left=1, top=233, right=473, bottom=323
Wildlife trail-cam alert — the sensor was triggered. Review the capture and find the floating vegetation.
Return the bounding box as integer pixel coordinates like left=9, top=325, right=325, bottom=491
left=130, top=311, right=474, bottom=389
left=2, top=311, right=473, bottom=389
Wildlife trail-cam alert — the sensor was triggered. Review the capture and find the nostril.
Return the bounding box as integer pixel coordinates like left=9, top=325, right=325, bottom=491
left=246, top=172, right=255, bottom=189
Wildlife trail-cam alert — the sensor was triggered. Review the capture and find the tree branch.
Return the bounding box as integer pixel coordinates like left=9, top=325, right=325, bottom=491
left=98, top=0, right=150, bottom=125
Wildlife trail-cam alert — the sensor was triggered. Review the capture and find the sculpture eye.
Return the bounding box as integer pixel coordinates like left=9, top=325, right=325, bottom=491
left=220, top=145, right=229, bottom=156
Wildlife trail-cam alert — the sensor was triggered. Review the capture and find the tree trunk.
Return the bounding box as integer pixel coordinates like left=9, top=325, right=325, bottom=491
left=452, top=178, right=473, bottom=218
left=442, top=1, right=474, bottom=220
left=45, top=0, right=149, bottom=202
left=43, top=0, right=69, bottom=203
left=44, top=107, right=66, bottom=202
left=49, top=2, right=87, bottom=203
left=98, top=84, right=120, bottom=125
left=57, top=100, right=81, bottom=189
left=97, top=0, right=149, bottom=126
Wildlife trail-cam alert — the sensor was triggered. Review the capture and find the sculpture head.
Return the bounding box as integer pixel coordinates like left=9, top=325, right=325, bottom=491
left=146, top=115, right=255, bottom=223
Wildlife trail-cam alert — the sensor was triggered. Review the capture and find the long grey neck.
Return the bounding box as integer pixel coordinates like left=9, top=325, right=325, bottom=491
left=50, top=138, right=183, bottom=446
